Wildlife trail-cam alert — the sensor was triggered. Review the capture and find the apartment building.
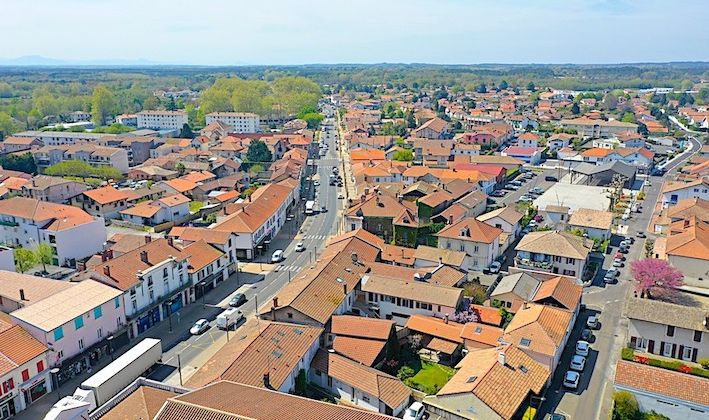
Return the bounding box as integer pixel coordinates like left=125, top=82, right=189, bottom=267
left=33, top=144, right=130, bottom=173
left=168, top=227, right=240, bottom=273
left=119, top=193, right=190, bottom=226
left=136, top=110, right=188, bottom=130
left=205, top=112, right=260, bottom=133
left=89, top=238, right=192, bottom=339
left=560, top=117, right=638, bottom=138
left=361, top=274, right=463, bottom=326
left=0, top=197, right=107, bottom=266
left=9, top=279, right=125, bottom=367
left=0, top=324, right=51, bottom=418
left=514, top=230, right=592, bottom=281
left=625, top=296, right=707, bottom=363
left=12, top=130, right=114, bottom=146
left=20, top=175, right=88, bottom=203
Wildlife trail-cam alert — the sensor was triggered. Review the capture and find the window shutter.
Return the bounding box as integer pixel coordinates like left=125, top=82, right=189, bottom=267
left=648, top=340, right=655, bottom=354
left=692, top=348, right=698, bottom=363
left=679, top=345, right=685, bottom=360
left=671, top=343, right=677, bottom=358
left=630, top=336, right=637, bottom=347
left=659, top=342, right=665, bottom=354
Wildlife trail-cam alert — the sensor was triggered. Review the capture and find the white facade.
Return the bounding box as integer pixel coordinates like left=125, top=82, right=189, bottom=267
left=515, top=251, right=587, bottom=281
left=661, top=183, right=709, bottom=208
left=438, top=236, right=499, bottom=270
left=629, top=318, right=706, bottom=363
left=0, top=246, right=15, bottom=272
left=12, top=131, right=112, bottom=146
left=205, top=112, right=260, bottom=133
left=137, top=111, right=188, bottom=130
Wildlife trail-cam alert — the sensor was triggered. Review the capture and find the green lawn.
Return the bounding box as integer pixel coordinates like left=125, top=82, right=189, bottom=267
left=189, top=201, right=205, bottom=212
left=405, top=360, right=456, bottom=394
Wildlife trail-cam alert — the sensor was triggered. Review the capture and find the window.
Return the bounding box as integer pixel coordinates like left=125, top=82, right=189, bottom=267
left=36, top=360, right=44, bottom=373
left=634, top=337, right=648, bottom=350
left=666, top=325, right=675, bottom=337
left=54, top=327, right=64, bottom=341
left=22, top=369, right=29, bottom=382
left=362, top=395, right=370, bottom=403
left=94, top=306, right=103, bottom=319
left=114, top=297, right=120, bottom=308
left=163, top=267, right=168, bottom=278
left=566, top=258, right=574, bottom=264
left=694, top=330, right=702, bottom=342
left=474, top=245, right=479, bottom=253
left=682, top=346, right=694, bottom=361
left=74, top=316, right=84, bottom=330
left=78, top=338, right=85, bottom=350
left=662, top=342, right=673, bottom=357
left=131, top=300, right=137, bottom=311
left=287, top=313, right=293, bottom=319
left=97, top=328, right=103, bottom=339
left=520, top=338, right=531, bottom=347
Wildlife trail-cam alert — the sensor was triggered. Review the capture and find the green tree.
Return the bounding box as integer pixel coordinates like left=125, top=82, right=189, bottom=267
left=246, top=140, right=273, bottom=163
left=91, top=85, right=115, bottom=126
left=406, top=111, right=417, bottom=128
left=0, top=112, right=17, bottom=139
left=231, top=80, right=272, bottom=114
left=571, top=102, right=580, bottom=115
left=602, top=93, right=618, bottom=110
left=34, top=243, right=54, bottom=272
left=527, top=82, right=536, bottom=91
left=499, top=80, right=509, bottom=90
left=175, top=162, right=186, bottom=176
left=476, top=83, right=487, bottom=93
left=300, top=112, right=324, bottom=129
left=44, top=160, right=122, bottom=181
left=393, top=149, right=414, bottom=161
left=271, top=76, right=321, bottom=116
left=179, top=123, right=194, bottom=139
left=621, top=112, right=637, bottom=124
left=166, top=96, right=177, bottom=111
left=142, top=95, right=161, bottom=111
left=612, top=391, right=639, bottom=420
left=14, top=248, right=37, bottom=273
left=0, top=153, right=36, bottom=174
left=294, top=369, right=308, bottom=396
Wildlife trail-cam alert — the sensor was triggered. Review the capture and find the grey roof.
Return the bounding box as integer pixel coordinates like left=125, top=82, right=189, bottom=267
left=573, top=160, right=637, bottom=178
left=491, top=272, right=541, bottom=300
left=624, top=296, right=709, bottom=331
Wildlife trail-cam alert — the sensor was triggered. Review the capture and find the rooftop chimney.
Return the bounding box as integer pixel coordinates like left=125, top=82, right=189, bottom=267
left=444, top=314, right=449, bottom=324
left=273, top=297, right=279, bottom=308
left=448, top=215, right=453, bottom=225
left=19, top=289, right=26, bottom=301
left=103, top=266, right=111, bottom=277
left=498, top=351, right=506, bottom=367
left=140, top=250, right=149, bottom=264
left=343, top=283, right=348, bottom=296
left=145, top=235, right=152, bottom=244
left=263, top=372, right=271, bottom=389
left=167, top=237, right=174, bottom=247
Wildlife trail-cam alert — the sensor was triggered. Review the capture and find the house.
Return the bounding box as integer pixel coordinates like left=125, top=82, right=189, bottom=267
left=405, top=315, right=465, bottom=365
left=327, top=315, right=396, bottom=367
left=119, top=193, right=191, bottom=226
left=81, top=185, right=144, bottom=220
left=1, top=136, right=42, bottom=153
left=560, top=117, right=638, bottom=138
left=168, top=226, right=240, bottom=273
left=259, top=251, right=368, bottom=327
left=152, top=381, right=398, bottom=420
left=570, top=161, right=637, bottom=188
left=345, top=193, right=419, bottom=244
left=661, top=179, right=709, bottom=208
left=413, top=117, right=450, bottom=139
left=514, top=230, right=592, bottom=281
left=310, top=350, right=411, bottom=416
left=186, top=320, right=323, bottom=394
left=412, top=245, right=469, bottom=272
left=89, top=238, right=193, bottom=339
left=361, top=274, right=463, bottom=326
left=0, top=197, right=107, bottom=266
left=614, top=361, right=709, bottom=419
left=501, top=146, right=542, bottom=165
left=436, top=218, right=503, bottom=271
left=9, top=278, right=125, bottom=367
left=664, top=220, right=709, bottom=284
left=214, top=183, right=294, bottom=260
left=423, top=345, right=549, bottom=420
left=0, top=324, right=51, bottom=417
left=477, top=206, right=524, bottom=250
left=20, top=175, right=87, bottom=203
left=546, top=133, right=574, bottom=151
left=503, top=303, right=575, bottom=376
left=567, top=208, right=614, bottom=240
left=516, top=132, right=541, bottom=148
left=625, top=295, right=707, bottom=363
left=128, top=165, right=178, bottom=181
left=491, top=272, right=582, bottom=314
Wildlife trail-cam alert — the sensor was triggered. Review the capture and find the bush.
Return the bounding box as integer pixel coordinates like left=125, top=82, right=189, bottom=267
left=621, top=348, right=634, bottom=361
left=397, top=366, right=415, bottom=381
left=613, top=391, right=639, bottom=420
left=699, top=358, right=709, bottom=369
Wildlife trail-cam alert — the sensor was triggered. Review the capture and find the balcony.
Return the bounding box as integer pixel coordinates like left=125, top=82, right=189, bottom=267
left=0, top=220, right=19, bottom=227
left=514, top=256, right=554, bottom=272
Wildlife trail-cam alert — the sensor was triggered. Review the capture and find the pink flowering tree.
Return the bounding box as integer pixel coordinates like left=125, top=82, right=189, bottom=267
left=630, top=258, right=684, bottom=299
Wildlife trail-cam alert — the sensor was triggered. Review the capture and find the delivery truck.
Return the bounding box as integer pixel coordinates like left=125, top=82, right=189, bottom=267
left=71, top=338, right=162, bottom=412
left=216, top=307, right=244, bottom=330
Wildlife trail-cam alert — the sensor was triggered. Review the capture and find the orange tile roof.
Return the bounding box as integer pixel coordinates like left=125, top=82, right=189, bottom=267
left=331, top=315, right=394, bottom=341
left=156, top=380, right=397, bottom=420
left=83, top=185, right=133, bottom=205
left=460, top=322, right=504, bottom=347
left=311, top=350, right=410, bottom=409
left=120, top=201, right=161, bottom=218
left=665, top=220, right=709, bottom=259
left=350, top=149, right=386, bottom=161
left=332, top=336, right=387, bottom=366
left=216, top=183, right=293, bottom=234
left=406, top=314, right=464, bottom=343
left=503, top=303, right=573, bottom=357
left=437, top=217, right=503, bottom=243
left=615, top=360, right=709, bottom=407
left=0, top=325, right=48, bottom=376
left=180, top=171, right=215, bottom=183
left=169, top=226, right=232, bottom=245
left=159, top=193, right=191, bottom=207
left=163, top=178, right=198, bottom=193
left=183, top=240, right=225, bottom=272
left=101, top=386, right=177, bottom=420
left=0, top=197, right=95, bottom=231
left=532, top=276, right=582, bottom=312
left=581, top=148, right=612, bottom=158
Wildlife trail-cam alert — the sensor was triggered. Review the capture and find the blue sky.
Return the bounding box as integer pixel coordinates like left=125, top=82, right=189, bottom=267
left=2, top=0, right=707, bottom=64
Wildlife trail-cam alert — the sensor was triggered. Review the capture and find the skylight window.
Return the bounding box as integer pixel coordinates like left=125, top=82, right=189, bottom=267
left=520, top=338, right=532, bottom=347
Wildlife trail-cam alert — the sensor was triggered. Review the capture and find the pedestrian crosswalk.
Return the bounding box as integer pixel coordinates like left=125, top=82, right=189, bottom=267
left=276, top=264, right=304, bottom=272
left=303, top=234, right=329, bottom=240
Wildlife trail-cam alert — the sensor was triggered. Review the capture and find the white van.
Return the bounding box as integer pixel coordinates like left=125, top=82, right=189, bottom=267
left=271, top=250, right=284, bottom=263
left=216, top=308, right=244, bottom=330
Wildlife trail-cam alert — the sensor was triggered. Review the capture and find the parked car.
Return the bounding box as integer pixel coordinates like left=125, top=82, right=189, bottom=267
left=295, top=242, right=305, bottom=252
left=576, top=340, right=590, bottom=357
left=190, top=319, right=209, bottom=335
left=527, top=220, right=538, bottom=229
left=606, top=268, right=620, bottom=278
left=507, top=184, right=520, bottom=191
left=271, top=249, right=284, bottom=263
left=530, top=187, right=544, bottom=195
left=581, top=328, right=593, bottom=341
left=586, top=316, right=599, bottom=330
left=612, top=259, right=624, bottom=268
left=488, top=261, right=502, bottom=274
left=563, top=371, right=580, bottom=389
left=614, top=252, right=625, bottom=261
left=625, top=236, right=635, bottom=245
left=229, top=293, right=247, bottom=307
left=570, top=354, right=586, bottom=371
left=636, top=231, right=646, bottom=238
left=543, top=414, right=568, bottom=420
left=545, top=175, right=559, bottom=182
left=320, top=205, right=327, bottom=212
left=337, top=192, right=344, bottom=199
left=403, top=402, right=426, bottom=420
left=519, top=195, right=533, bottom=202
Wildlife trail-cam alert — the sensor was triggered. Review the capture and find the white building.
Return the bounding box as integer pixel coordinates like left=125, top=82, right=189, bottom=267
left=12, top=130, right=114, bottom=146
left=660, top=179, right=709, bottom=209
left=0, top=197, right=107, bottom=267
left=435, top=218, right=503, bottom=271
left=136, top=111, right=188, bottom=130
left=514, top=230, right=593, bottom=281
left=361, top=274, right=463, bottom=326
left=205, top=112, right=260, bottom=133
left=10, top=279, right=125, bottom=366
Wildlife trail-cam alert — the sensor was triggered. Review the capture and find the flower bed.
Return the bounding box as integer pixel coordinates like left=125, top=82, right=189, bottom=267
left=621, top=348, right=709, bottom=379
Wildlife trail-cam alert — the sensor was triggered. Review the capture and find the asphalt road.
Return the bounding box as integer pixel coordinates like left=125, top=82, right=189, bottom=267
left=159, top=119, right=343, bottom=383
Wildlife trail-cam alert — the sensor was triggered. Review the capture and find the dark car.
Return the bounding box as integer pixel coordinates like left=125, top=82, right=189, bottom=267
left=544, top=175, right=558, bottom=182
left=581, top=328, right=593, bottom=341
left=229, top=293, right=247, bottom=307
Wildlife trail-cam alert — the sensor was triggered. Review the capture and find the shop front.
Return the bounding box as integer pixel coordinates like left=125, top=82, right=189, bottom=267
left=0, top=392, right=16, bottom=419
left=21, top=376, right=49, bottom=407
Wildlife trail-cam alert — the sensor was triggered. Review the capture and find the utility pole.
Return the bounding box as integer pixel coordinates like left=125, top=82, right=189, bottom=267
left=177, top=354, right=183, bottom=386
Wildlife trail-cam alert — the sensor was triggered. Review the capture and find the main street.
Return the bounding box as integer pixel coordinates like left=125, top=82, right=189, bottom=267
left=538, top=134, right=702, bottom=420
